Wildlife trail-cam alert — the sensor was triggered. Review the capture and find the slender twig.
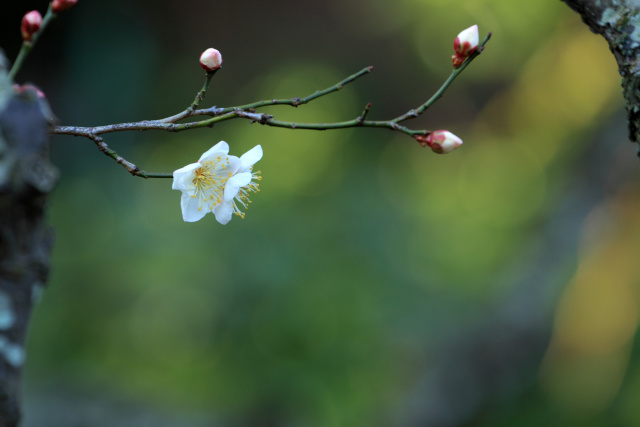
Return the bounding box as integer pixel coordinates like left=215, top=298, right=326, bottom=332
left=9, top=6, right=57, bottom=81
left=87, top=133, right=171, bottom=178
left=52, top=34, right=491, bottom=178
left=393, top=32, right=492, bottom=123
left=55, top=121, right=177, bottom=136
left=52, top=66, right=373, bottom=136
left=233, top=32, right=492, bottom=135
left=231, top=110, right=421, bottom=135
left=210, top=66, right=374, bottom=113
left=358, top=103, right=372, bottom=123
left=160, top=70, right=218, bottom=123
left=138, top=171, right=173, bottom=178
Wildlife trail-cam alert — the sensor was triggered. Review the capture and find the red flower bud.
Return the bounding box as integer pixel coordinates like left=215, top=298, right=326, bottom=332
left=21, top=11, right=42, bottom=42
left=418, top=130, right=463, bottom=154
left=13, top=84, right=46, bottom=98
left=452, top=25, right=479, bottom=69
left=51, top=0, right=78, bottom=13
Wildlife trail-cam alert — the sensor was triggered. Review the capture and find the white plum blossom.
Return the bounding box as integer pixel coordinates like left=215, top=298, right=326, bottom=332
left=172, top=142, right=262, bottom=224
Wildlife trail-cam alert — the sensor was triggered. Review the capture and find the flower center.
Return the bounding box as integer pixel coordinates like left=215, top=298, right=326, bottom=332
left=191, top=156, right=230, bottom=212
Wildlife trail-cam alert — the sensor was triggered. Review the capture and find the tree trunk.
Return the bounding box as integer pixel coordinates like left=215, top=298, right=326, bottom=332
left=0, top=54, right=57, bottom=426
left=560, top=0, right=640, bottom=152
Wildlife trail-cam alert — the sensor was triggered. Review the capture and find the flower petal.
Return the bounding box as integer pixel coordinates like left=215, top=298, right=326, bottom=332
left=239, top=145, right=263, bottom=171
left=214, top=201, right=234, bottom=225
left=180, top=192, right=208, bottom=222
left=223, top=172, right=252, bottom=201
left=225, top=155, right=242, bottom=175
left=172, top=163, right=199, bottom=190
left=199, top=141, right=229, bottom=162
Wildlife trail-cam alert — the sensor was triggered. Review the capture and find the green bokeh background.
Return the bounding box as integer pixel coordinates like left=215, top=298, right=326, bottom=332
left=3, top=0, right=640, bottom=426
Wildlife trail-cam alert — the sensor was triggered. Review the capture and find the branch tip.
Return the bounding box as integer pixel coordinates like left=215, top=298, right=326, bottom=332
left=358, top=103, right=372, bottom=123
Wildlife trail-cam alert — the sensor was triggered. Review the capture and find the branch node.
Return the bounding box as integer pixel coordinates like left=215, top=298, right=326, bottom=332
left=357, top=103, right=372, bottom=123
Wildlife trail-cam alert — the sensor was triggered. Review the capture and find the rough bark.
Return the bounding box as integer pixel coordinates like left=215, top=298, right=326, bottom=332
left=0, top=52, right=57, bottom=426
left=560, top=0, right=640, bottom=153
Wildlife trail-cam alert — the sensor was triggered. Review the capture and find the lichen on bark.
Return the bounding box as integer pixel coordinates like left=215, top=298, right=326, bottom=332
left=562, top=0, right=640, bottom=154
left=0, top=51, right=58, bottom=427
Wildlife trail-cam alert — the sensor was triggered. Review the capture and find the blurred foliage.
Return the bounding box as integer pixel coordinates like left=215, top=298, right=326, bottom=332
left=1, top=0, right=639, bottom=426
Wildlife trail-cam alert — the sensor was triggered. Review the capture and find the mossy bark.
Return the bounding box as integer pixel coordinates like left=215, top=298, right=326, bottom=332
left=0, top=54, right=57, bottom=427
left=561, top=0, right=640, bottom=153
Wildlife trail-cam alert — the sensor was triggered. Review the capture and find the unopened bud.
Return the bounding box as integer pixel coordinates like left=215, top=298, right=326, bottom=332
left=21, top=11, right=42, bottom=42
left=13, top=84, right=46, bottom=98
left=51, top=0, right=78, bottom=13
left=199, top=48, right=223, bottom=72
left=420, top=130, right=463, bottom=154
left=452, top=25, right=479, bottom=68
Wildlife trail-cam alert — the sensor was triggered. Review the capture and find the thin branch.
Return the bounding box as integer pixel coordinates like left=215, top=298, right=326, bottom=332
left=358, top=103, right=372, bottom=123
left=87, top=134, right=172, bottom=178
left=232, top=110, right=423, bottom=136
left=52, top=67, right=374, bottom=136
left=393, top=32, right=492, bottom=124
left=228, top=33, right=493, bottom=136
left=159, top=70, right=218, bottom=123
left=211, top=66, right=374, bottom=113
left=139, top=172, right=173, bottom=178
left=9, top=5, right=57, bottom=81
left=52, top=33, right=491, bottom=177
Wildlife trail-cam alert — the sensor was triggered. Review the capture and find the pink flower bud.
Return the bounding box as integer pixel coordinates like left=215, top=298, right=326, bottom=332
left=199, top=48, right=223, bottom=72
left=21, top=11, right=42, bottom=42
left=452, top=25, right=479, bottom=69
left=422, top=130, right=463, bottom=154
left=13, top=84, right=46, bottom=98
left=51, top=0, right=78, bottom=13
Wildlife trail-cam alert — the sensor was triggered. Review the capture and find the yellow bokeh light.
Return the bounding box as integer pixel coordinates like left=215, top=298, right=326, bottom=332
left=541, top=185, right=640, bottom=415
